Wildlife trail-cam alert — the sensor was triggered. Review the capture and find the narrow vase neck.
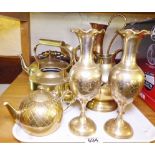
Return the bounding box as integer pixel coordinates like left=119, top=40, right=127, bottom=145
left=121, top=36, right=140, bottom=67
left=78, top=34, right=95, bottom=65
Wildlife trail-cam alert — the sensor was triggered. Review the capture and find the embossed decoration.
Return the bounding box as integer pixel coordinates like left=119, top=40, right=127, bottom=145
left=118, top=81, right=139, bottom=98
left=77, top=79, right=100, bottom=95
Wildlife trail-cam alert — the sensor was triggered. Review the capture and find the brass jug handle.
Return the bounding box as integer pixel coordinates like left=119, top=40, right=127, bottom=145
left=73, top=45, right=80, bottom=63
left=50, top=89, right=76, bottom=111
left=106, top=14, right=127, bottom=55
left=33, top=39, right=74, bottom=69
left=111, top=49, right=123, bottom=63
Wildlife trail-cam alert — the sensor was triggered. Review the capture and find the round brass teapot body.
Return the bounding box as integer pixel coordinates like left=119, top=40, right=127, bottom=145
left=4, top=90, right=63, bottom=136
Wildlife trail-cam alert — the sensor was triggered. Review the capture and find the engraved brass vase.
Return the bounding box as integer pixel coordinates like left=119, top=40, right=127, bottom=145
left=68, top=28, right=103, bottom=136
left=104, top=29, right=150, bottom=139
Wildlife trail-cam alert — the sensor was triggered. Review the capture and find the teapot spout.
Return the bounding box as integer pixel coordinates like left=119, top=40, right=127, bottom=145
left=19, top=54, right=29, bottom=74
left=3, top=102, right=19, bottom=121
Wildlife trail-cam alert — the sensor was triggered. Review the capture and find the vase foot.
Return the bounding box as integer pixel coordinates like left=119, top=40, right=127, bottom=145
left=104, top=118, right=133, bottom=139
left=69, top=116, right=96, bottom=136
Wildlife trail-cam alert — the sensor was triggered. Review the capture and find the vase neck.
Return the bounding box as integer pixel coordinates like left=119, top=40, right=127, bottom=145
left=78, top=34, right=95, bottom=65
left=121, top=36, right=140, bottom=67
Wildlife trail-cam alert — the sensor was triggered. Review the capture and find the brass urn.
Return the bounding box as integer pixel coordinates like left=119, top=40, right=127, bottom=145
left=104, top=29, right=150, bottom=139
left=68, top=28, right=104, bottom=136
left=4, top=90, right=63, bottom=136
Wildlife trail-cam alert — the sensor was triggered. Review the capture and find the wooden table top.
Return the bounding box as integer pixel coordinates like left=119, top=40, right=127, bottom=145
left=0, top=72, right=155, bottom=143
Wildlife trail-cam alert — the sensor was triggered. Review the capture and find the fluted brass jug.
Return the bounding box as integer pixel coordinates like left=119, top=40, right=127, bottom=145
left=104, top=29, right=150, bottom=139
left=68, top=28, right=104, bottom=136
left=87, top=14, right=126, bottom=112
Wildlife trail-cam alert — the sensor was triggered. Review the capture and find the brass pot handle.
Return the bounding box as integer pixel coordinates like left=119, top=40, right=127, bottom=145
left=73, top=45, right=80, bottom=63
left=106, top=14, right=127, bottom=55
left=33, top=39, right=74, bottom=70
left=111, top=49, right=123, bottom=63
left=50, top=89, right=76, bottom=112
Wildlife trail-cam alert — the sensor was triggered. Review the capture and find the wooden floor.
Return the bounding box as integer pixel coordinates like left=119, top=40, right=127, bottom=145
left=0, top=72, right=155, bottom=142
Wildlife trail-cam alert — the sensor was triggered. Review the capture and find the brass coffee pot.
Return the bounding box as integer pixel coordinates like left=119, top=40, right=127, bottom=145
left=3, top=89, right=66, bottom=136
left=87, top=14, right=127, bottom=112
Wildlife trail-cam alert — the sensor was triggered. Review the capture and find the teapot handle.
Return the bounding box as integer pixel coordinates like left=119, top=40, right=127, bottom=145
left=33, top=39, right=74, bottom=70
left=106, top=14, right=127, bottom=55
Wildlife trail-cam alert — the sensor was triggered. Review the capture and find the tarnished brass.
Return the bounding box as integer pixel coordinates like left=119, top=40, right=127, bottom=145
left=4, top=90, right=63, bottom=136
left=87, top=14, right=126, bottom=112
left=68, top=28, right=104, bottom=136
left=104, top=29, right=150, bottom=139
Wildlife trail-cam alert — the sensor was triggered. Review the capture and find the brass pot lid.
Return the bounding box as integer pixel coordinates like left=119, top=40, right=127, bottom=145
left=38, top=51, right=70, bottom=70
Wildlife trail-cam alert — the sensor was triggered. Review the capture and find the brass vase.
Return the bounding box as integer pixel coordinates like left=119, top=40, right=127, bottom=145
left=90, top=23, right=108, bottom=60
left=104, top=29, right=150, bottom=139
left=87, top=14, right=126, bottom=112
left=68, top=28, right=104, bottom=136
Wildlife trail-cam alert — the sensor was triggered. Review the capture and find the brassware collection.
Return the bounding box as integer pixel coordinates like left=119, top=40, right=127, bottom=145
left=3, top=14, right=151, bottom=140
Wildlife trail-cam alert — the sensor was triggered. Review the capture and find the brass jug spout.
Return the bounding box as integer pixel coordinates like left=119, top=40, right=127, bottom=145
left=19, top=54, right=29, bottom=74
left=3, top=102, right=19, bottom=121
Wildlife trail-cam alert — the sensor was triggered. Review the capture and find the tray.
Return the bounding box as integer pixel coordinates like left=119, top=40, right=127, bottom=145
left=12, top=104, right=155, bottom=143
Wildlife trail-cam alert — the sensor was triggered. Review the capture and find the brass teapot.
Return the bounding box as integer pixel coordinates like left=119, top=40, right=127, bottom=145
left=19, top=39, right=74, bottom=91
left=3, top=89, right=66, bottom=136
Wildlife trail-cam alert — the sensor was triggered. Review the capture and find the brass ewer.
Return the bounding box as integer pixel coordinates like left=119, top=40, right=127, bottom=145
left=104, top=29, right=150, bottom=139
left=68, top=28, right=104, bottom=136
left=87, top=14, right=127, bottom=112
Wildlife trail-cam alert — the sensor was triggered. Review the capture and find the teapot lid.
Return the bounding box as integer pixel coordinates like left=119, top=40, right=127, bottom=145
left=29, top=90, right=52, bottom=102
left=39, top=51, right=69, bottom=69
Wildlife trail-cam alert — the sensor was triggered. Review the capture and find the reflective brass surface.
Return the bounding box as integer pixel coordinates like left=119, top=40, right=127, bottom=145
left=104, top=118, right=133, bottom=139
left=69, top=115, right=96, bottom=136
left=4, top=90, right=63, bottom=136
left=69, top=28, right=103, bottom=136
left=87, top=52, right=121, bottom=112
left=19, top=39, right=74, bottom=91
left=104, top=29, right=150, bottom=139
left=90, top=23, right=107, bottom=59
left=87, top=15, right=126, bottom=112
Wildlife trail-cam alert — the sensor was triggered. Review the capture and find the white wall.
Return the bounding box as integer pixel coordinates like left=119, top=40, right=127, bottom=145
left=0, top=13, right=153, bottom=56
